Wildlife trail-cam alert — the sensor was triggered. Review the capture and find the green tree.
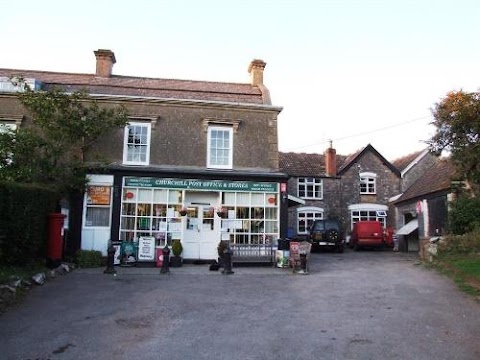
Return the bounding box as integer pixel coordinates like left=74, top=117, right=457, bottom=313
left=448, top=195, right=480, bottom=234
left=0, top=85, right=129, bottom=193
left=428, top=90, right=480, bottom=195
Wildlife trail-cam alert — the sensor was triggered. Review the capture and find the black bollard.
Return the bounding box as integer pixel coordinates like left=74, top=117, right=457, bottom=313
left=160, top=244, right=170, bottom=274
left=222, top=247, right=234, bottom=275
left=299, top=253, right=308, bottom=274
left=104, top=243, right=117, bottom=275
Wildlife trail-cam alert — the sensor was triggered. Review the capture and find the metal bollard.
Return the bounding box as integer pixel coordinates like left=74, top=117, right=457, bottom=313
left=222, top=247, right=234, bottom=275
left=160, top=245, right=170, bottom=274
left=299, top=253, right=308, bottom=274
left=104, top=243, right=117, bottom=275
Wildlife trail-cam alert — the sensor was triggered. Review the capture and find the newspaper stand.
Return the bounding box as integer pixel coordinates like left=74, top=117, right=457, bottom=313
left=289, top=241, right=312, bottom=274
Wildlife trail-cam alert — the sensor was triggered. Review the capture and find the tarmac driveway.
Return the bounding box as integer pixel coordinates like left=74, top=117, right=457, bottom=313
left=1, top=250, right=479, bottom=360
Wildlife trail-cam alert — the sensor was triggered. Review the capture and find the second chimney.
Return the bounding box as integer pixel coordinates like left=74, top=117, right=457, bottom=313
left=94, top=49, right=116, bottom=78
left=325, top=142, right=337, bottom=177
left=248, top=59, right=266, bottom=86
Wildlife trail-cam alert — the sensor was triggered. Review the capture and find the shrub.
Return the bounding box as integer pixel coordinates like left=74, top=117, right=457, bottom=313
left=217, top=241, right=228, bottom=257
left=172, top=240, right=183, bottom=257
left=75, top=250, right=103, bottom=268
left=437, top=227, right=480, bottom=256
left=0, top=181, right=59, bottom=265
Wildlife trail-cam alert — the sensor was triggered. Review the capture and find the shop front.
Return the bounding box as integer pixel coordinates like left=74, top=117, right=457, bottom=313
left=113, top=176, right=281, bottom=262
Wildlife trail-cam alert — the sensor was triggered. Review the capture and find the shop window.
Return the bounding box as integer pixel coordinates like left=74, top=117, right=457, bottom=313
left=120, top=186, right=183, bottom=244
left=297, top=177, right=323, bottom=199
left=84, top=186, right=111, bottom=227
left=360, top=172, right=376, bottom=194
left=220, top=191, right=279, bottom=245
left=207, top=126, right=233, bottom=169
left=297, top=207, right=324, bottom=234
left=123, top=122, right=151, bottom=165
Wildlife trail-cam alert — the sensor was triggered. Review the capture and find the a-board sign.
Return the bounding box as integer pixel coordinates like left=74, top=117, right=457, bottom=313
left=138, top=236, right=155, bottom=261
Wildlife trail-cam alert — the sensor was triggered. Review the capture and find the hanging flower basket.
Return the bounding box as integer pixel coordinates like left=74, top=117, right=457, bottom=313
left=179, top=207, right=187, bottom=216
left=216, top=207, right=227, bottom=218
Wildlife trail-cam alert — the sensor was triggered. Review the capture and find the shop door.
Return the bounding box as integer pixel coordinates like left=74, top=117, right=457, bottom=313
left=183, top=204, right=220, bottom=261
left=81, top=180, right=113, bottom=256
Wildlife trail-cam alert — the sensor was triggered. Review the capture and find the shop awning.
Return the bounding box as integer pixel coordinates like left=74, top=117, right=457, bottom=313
left=287, top=194, right=305, bottom=207
left=396, top=219, right=418, bottom=235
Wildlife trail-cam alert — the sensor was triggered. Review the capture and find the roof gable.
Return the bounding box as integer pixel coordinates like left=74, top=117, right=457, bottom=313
left=394, top=158, right=457, bottom=204
left=338, top=144, right=401, bottom=176
left=391, top=149, right=431, bottom=174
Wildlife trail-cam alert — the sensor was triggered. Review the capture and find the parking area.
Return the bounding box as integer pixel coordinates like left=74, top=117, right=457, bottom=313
left=1, top=249, right=479, bottom=360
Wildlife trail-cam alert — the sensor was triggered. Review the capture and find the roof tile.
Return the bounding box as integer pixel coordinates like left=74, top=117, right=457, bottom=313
left=0, top=69, right=265, bottom=104
left=395, top=158, right=457, bottom=203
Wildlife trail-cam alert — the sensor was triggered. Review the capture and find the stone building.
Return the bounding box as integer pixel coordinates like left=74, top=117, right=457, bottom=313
left=280, top=144, right=401, bottom=239
left=280, top=143, right=457, bottom=254
left=0, top=49, right=288, bottom=262
left=393, top=158, right=457, bottom=252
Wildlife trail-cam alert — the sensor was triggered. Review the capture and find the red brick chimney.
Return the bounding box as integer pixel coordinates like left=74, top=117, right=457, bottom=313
left=325, top=141, right=337, bottom=177
left=94, top=49, right=116, bottom=78
left=248, top=59, right=266, bottom=86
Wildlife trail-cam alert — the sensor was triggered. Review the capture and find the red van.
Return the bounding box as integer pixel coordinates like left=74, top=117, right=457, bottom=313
left=350, top=221, right=384, bottom=250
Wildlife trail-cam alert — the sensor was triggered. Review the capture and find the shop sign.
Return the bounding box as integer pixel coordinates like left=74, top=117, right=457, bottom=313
left=86, top=186, right=111, bottom=205
left=124, top=177, right=278, bottom=193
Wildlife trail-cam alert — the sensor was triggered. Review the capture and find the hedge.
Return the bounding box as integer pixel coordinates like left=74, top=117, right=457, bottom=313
left=0, top=181, right=60, bottom=265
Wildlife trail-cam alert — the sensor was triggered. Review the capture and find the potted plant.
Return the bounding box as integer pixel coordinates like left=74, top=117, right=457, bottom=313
left=217, top=240, right=229, bottom=266
left=179, top=207, right=187, bottom=216
left=170, top=240, right=183, bottom=267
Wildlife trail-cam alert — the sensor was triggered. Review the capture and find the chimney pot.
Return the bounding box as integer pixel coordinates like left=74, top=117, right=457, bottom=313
left=94, top=49, right=116, bottom=78
left=248, top=59, right=266, bottom=86
left=325, top=144, right=337, bottom=177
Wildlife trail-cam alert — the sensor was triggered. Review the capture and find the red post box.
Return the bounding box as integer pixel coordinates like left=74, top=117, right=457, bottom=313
left=47, top=213, right=66, bottom=268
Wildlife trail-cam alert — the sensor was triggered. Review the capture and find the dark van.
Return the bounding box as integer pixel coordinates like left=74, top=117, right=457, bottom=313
left=309, top=219, right=344, bottom=253
left=350, top=221, right=384, bottom=250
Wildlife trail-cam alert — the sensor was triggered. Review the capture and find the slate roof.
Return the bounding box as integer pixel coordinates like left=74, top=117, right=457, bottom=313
left=394, top=158, right=457, bottom=204
left=0, top=68, right=266, bottom=105
left=278, top=152, right=347, bottom=177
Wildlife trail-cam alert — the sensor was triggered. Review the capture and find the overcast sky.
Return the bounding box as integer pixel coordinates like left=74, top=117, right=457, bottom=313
left=2, top=0, right=480, bottom=160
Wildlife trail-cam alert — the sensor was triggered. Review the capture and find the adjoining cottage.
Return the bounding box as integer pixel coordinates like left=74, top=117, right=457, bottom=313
left=280, top=143, right=457, bottom=254
left=280, top=144, right=401, bottom=240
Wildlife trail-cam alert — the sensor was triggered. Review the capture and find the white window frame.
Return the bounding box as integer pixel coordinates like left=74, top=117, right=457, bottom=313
left=360, top=172, right=376, bottom=194
left=123, top=122, right=151, bottom=165
left=84, top=185, right=112, bottom=228
left=351, top=210, right=386, bottom=228
left=297, top=206, right=324, bottom=234
left=297, top=177, right=323, bottom=199
left=207, top=125, right=233, bottom=169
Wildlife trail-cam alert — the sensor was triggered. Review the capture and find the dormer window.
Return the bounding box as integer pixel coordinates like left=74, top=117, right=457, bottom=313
left=360, top=172, right=376, bottom=194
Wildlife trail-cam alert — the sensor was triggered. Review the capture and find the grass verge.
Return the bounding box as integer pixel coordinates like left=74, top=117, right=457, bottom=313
left=429, top=254, right=480, bottom=299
